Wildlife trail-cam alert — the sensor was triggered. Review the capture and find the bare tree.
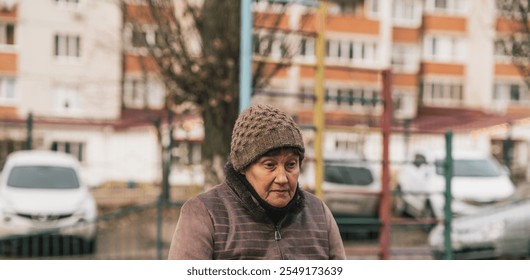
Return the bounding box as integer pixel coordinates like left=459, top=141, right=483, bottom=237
left=496, top=0, right=530, bottom=87
left=121, top=0, right=309, bottom=190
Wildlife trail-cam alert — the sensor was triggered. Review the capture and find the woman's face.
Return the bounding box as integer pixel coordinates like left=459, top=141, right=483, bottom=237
left=241, top=150, right=300, bottom=208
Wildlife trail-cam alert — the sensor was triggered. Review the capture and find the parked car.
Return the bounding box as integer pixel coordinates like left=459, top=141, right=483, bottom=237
left=299, top=153, right=380, bottom=218
left=0, top=150, right=97, bottom=254
left=395, top=149, right=515, bottom=219
left=429, top=194, right=530, bottom=259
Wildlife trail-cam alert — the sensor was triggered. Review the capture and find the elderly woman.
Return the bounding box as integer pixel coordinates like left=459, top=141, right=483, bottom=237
left=168, top=104, right=346, bottom=260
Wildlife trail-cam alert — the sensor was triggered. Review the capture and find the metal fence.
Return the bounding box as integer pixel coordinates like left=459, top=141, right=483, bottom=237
left=2, top=131, right=529, bottom=260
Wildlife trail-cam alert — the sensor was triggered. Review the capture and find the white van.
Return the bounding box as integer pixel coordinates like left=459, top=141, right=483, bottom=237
left=395, top=149, right=515, bottom=219
left=0, top=150, right=97, bottom=253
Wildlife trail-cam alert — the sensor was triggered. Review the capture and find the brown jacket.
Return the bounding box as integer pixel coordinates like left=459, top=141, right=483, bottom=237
left=168, top=164, right=346, bottom=260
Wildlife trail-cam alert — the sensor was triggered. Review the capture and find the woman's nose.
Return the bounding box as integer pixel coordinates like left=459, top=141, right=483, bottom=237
left=274, top=168, right=288, bottom=184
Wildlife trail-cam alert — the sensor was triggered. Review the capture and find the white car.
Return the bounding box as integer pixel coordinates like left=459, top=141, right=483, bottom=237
left=0, top=150, right=97, bottom=254
left=300, top=153, right=380, bottom=218
left=429, top=194, right=530, bottom=259
left=395, top=149, right=515, bottom=219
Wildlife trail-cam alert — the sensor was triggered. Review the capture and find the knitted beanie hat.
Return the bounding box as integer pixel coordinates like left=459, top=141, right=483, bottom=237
left=230, top=104, right=305, bottom=171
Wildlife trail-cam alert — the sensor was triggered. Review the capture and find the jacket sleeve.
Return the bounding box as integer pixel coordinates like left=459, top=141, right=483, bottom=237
left=323, top=202, right=347, bottom=260
left=168, top=196, right=215, bottom=259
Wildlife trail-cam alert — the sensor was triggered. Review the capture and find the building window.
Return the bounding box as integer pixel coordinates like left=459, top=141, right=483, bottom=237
left=366, top=0, right=380, bottom=18
left=253, top=31, right=292, bottom=59
left=54, top=0, right=81, bottom=7
left=54, top=34, right=81, bottom=58
left=123, top=78, right=165, bottom=109
left=0, top=77, right=16, bottom=104
left=326, top=38, right=378, bottom=65
left=331, top=132, right=365, bottom=155
left=270, top=33, right=290, bottom=59
left=392, top=44, right=420, bottom=72
left=299, top=36, right=315, bottom=58
left=423, top=35, right=466, bottom=62
left=252, top=33, right=261, bottom=54
left=0, top=22, right=15, bottom=46
left=494, top=82, right=529, bottom=104
left=51, top=141, right=84, bottom=162
left=128, top=25, right=161, bottom=49
left=425, top=0, right=468, bottom=14
left=422, top=80, right=463, bottom=106
left=328, top=0, right=362, bottom=15
left=392, top=89, right=415, bottom=119
left=392, top=0, right=422, bottom=26
left=54, top=85, right=80, bottom=114
left=298, top=86, right=314, bottom=105
left=325, top=86, right=380, bottom=109
left=252, top=0, right=286, bottom=13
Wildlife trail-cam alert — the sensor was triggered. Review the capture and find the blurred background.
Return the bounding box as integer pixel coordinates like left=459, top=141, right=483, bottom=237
left=1, top=0, right=530, bottom=260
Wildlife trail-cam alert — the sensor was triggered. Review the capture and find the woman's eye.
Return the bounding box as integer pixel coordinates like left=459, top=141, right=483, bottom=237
left=264, top=162, right=275, bottom=169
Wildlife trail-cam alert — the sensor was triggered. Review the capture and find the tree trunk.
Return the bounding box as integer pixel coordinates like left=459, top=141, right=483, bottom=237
left=201, top=98, right=239, bottom=188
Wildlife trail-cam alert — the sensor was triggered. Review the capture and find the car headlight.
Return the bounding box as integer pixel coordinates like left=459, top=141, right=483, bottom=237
left=0, top=200, right=15, bottom=223
left=73, top=197, right=97, bottom=223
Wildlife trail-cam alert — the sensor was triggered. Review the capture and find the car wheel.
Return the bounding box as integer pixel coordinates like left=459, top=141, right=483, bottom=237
left=392, top=185, right=408, bottom=217
left=420, top=201, right=435, bottom=232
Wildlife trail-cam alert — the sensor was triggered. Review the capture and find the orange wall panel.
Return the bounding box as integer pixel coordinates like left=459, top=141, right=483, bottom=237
left=393, top=73, right=418, bottom=87
left=496, top=18, right=514, bottom=34
left=421, top=62, right=465, bottom=76
left=299, top=14, right=379, bottom=35
left=327, top=15, right=379, bottom=34
left=423, top=15, right=467, bottom=32
left=299, top=65, right=379, bottom=83
left=254, top=12, right=290, bottom=30
left=0, top=106, right=18, bottom=120
left=300, top=65, right=315, bottom=78
left=495, top=63, right=521, bottom=76
left=253, top=63, right=288, bottom=78
left=124, top=54, right=158, bottom=73
left=0, top=53, right=17, bottom=73
left=0, top=6, right=17, bottom=20
left=125, top=4, right=153, bottom=24
left=494, top=18, right=528, bottom=34
left=392, top=27, right=420, bottom=43
left=300, top=14, right=317, bottom=34
left=125, top=4, right=173, bottom=25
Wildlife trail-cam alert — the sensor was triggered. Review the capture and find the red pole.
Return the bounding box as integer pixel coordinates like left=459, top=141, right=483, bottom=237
left=379, top=69, right=392, bottom=260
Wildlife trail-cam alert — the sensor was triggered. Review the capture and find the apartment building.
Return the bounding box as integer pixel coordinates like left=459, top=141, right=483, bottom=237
left=249, top=0, right=530, bottom=179
left=1, top=0, right=530, bottom=186
left=0, top=0, right=152, bottom=186
left=251, top=0, right=513, bottom=116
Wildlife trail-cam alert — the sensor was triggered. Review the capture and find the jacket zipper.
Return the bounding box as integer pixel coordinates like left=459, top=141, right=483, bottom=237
left=274, top=226, right=282, bottom=241
left=274, top=217, right=287, bottom=259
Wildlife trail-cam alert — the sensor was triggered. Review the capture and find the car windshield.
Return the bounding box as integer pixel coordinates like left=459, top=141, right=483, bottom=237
left=324, top=165, right=374, bottom=185
left=7, top=166, right=80, bottom=189
left=434, top=159, right=502, bottom=177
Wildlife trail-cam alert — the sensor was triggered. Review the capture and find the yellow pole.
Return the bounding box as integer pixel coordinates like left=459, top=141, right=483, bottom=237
left=313, top=1, right=326, bottom=199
